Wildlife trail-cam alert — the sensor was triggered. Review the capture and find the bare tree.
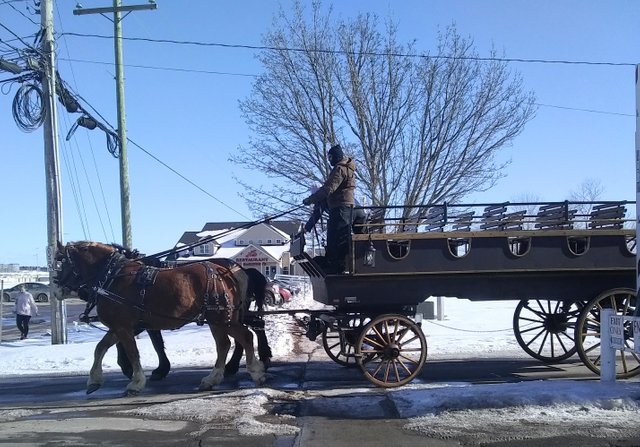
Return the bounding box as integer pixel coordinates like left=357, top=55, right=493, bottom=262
left=231, top=0, right=536, bottom=220
left=569, top=178, right=606, bottom=227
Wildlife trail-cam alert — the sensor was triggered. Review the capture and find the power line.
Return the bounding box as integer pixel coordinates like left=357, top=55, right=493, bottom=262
left=61, top=32, right=638, bottom=67
left=126, top=137, right=252, bottom=220
left=55, top=1, right=116, bottom=242
left=56, top=77, right=251, bottom=221
left=3, top=0, right=39, bottom=26
left=58, top=56, right=256, bottom=78
left=57, top=57, right=633, bottom=119
left=535, top=102, right=634, bottom=117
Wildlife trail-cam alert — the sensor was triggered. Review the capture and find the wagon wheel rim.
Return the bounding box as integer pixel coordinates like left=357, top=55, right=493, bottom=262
left=356, top=314, right=427, bottom=387
left=513, top=299, right=580, bottom=363
left=321, top=315, right=370, bottom=367
left=575, top=288, right=640, bottom=378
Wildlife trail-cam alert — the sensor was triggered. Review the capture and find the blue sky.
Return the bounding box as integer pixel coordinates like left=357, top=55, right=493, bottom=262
left=1, top=0, right=638, bottom=266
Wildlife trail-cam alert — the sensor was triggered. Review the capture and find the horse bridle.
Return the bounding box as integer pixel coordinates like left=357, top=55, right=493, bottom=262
left=56, top=245, right=129, bottom=299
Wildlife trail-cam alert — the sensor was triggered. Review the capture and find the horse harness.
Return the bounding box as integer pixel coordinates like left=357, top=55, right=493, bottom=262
left=196, top=262, right=242, bottom=326
left=60, top=246, right=242, bottom=325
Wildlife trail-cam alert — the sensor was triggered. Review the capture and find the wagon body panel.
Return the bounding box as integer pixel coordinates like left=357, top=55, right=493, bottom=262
left=351, top=233, right=634, bottom=276
left=296, top=232, right=635, bottom=307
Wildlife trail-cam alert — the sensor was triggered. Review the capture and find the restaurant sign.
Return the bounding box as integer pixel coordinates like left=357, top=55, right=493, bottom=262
left=234, top=248, right=271, bottom=264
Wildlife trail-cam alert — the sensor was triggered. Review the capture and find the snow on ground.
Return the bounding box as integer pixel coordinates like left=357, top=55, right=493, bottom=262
left=1, top=288, right=639, bottom=441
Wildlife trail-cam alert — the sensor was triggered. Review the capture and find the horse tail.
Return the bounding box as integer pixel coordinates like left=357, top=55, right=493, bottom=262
left=245, top=267, right=267, bottom=312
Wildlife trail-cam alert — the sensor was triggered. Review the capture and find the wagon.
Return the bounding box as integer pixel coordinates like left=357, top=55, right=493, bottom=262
left=291, top=200, right=638, bottom=387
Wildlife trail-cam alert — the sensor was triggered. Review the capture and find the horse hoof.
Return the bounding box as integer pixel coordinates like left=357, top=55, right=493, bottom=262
left=124, top=389, right=140, bottom=397
left=149, top=372, right=167, bottom=381
left=86, top=384, right=101, bottom=395
left=224, top=367, right=239, bottom=377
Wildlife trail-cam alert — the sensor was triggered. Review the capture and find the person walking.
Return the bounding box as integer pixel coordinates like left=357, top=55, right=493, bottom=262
left=302, top=144, right=356, bottom=273
left=15, top=285, right=38, bottom=340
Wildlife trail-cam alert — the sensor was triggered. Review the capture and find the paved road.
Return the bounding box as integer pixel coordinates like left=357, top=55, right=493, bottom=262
left=1, top=343, right=639, bottom=446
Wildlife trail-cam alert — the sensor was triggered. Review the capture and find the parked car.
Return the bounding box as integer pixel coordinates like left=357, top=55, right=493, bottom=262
left=269, top=280, right=292, bottom=303
left=263, top=287, right=282, bottom=307
left=2, top=282, right=50, bottom=303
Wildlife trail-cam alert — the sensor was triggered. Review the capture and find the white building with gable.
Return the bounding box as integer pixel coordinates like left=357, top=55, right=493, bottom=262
left=168, top=220, right=302, bottom=278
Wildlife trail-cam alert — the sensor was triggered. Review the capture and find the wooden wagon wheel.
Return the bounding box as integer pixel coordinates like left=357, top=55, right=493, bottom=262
left=321, top=315, right=370, bottom=367
left=355, top=314, right=427, bottom=387
left=512, top=299, right=581, bottom=363
left=574, top=288, right=640, bottom=378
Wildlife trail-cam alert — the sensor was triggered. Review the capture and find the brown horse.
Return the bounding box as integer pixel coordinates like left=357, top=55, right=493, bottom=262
left=55, top=241, right=265, bottom=396
left=115, top=264, right=273, bottom=380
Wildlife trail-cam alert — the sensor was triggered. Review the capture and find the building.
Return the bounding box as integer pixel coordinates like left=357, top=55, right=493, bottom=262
left=0, top=264, right=19, bottom=273
left=168, top=220, right=303, bottom=278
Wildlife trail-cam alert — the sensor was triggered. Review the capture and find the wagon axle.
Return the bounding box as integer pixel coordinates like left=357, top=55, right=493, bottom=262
left=543, top=313, right=571, bottom=333
left=382, top=343, right=401, bottom=360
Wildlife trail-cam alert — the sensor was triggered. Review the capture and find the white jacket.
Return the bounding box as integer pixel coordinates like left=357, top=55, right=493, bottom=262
left=15, top=292, right=38, bottom=317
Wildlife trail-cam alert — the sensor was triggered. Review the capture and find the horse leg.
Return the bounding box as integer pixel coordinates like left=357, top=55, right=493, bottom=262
left=224, top=343, right=243, bottom=377
left=148, top=330, right=171, bottom=381
left=114, top=329, right=147, bottom=396
left=228, top=323, right=265, bottom=385
left=249, top=317, right=272, bottom=370
left=224, top=324, right=272, bottom=376
left=255, top=328, right=272, bottom=370
left=116, top=341, right=133, bottom=379
left=87, top=331, right=119, bottom=394
left=199, top=325, right=231, bottom=391
left=116, top=326, right=144, bottom=380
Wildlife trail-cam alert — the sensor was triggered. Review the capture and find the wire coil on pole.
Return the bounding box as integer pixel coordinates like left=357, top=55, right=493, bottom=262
left=12, top=82, right=45, bottom=132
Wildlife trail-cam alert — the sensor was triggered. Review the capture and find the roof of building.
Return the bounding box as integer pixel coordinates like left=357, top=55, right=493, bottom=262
left=201, top=220, right=301, bottom=237
left=169, top=220, right=301, bottom=262
left=175, top=231, right=201, bottom=247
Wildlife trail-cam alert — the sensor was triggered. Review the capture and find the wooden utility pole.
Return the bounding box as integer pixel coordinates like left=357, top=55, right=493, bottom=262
left=41, top=0, right=66, bottom=344
left=73, top=0, right=157, bottom=249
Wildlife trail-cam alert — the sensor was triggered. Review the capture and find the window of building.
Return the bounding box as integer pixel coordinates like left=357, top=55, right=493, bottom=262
left=238, top=239, right=245, bottom=245
left=196, top=244, right=211, bottom=255
left=276, top=239, right=282, bottom=244
left=267, top=239, right=272, bottom=244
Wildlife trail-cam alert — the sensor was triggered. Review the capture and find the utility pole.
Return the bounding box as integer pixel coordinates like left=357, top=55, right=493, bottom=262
left=73, top=0, right=157, bottom=249
left=41, top=0, right=66, bottom=344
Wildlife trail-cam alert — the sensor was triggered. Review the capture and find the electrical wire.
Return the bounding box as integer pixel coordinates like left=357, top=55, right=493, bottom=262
left=126, top=136, right=253, bottom=220
left=61, top=32, right=638, bottom=67
left=12, top=81, right=44, bottom=132
left=57, top=57, right=256, bottom=78
left=4, top=0, right=39, bottom=26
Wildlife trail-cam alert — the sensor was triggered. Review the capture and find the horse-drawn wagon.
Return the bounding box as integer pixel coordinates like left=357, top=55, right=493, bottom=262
left=291, top=200, right=639, bottom=387
left=53, top=199, right=638, bottom=394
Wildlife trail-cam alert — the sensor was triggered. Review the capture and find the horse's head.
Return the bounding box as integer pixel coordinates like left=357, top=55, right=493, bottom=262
left=54, top=241, right=126, bottom=295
